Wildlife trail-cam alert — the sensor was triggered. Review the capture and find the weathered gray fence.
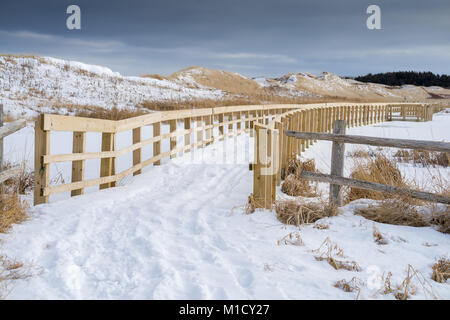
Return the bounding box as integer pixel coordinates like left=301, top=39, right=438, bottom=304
left=286, top=120, right=450, bottom=206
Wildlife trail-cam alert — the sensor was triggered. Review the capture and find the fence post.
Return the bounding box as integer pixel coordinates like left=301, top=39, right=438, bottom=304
left=153, top=122, right=161, bottom=165
left=170, top=119, right=177, bottom=159
left=205, top=115, right=212, bottom=146
left=132, top=127, right=142, bottom=175
left=218, top=113, right=224, bottom=140
left=34, top=114, right=50, bottom=205
left=329, top=120, right=346, bottom=207
left=184, top=117, right=191, bottom=153
left=236, top=111, right=241, bottom=135
left=197, top=117, right=204, bottom=148
left=71, top=131, right=86, bottom=196
left=100, top=132, right=116, bottom=190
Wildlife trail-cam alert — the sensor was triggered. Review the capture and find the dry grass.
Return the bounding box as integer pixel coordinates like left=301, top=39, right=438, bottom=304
left=374, top=265, right=437, bottom=300
left=334, top=277, right=362, bottom=298
left=430, top=211, right=450, bottom=234
left=281, top=158, right=318, bottom=197
left=274, top=199, right=337, bottom=227
left=0, top=192, right=28, bottom=234
left=71, top=106, right=148, bottom=120
left=140, top=74, right=168, bottom=80
left=394, top=149, right=449, bottom=168
left=372, top=224, right=389, bottom=245
left=3, top=162, right=33, bottom=195
left=0, top=254, right=35, bottom=299
left=42, top=104, right=149, bottom=120
left=313, top=237, right=362, bottom=272
left=355, top=199, right=430, bottom=227
left=346, top=154, right=410, bottom=202
left=277, top=232, right=304, bottom=246
left=139, top=95, right=354, bottom=111
left=431, top=257, right=450, bottom=283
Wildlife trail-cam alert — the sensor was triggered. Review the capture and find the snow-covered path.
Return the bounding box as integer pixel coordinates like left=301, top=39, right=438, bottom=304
left=1, top=112, right=450, bottom=300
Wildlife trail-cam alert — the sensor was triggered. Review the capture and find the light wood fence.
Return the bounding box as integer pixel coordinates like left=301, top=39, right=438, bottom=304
left=250, top=103, right=445, bottom=209
left=34, top=102, right=442, bottom=206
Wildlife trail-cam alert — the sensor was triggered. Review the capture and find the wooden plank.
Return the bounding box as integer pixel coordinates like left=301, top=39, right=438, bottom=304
left=169, top=119, right=177, bottom=159
left=0, top=119, right=27, bottom=139
left=71, top=131, right=86, bottom=196
left=34, top=115, right=50, bottom=205
left=205, top=115, right=212, bottom=146
left=218, top=113, right=224, bottom=140
left=43, top=114, right=116, bottom=133
left=133, top=127, right=142, bottom=175
left=236, top=112, right=241, bottom=135
left=99, top=132, right=116, bottom=190
left=184, top=117, right=191, bottom=153
left=329, top=120, right=346, bottom=206
left=197, top=117, right=204, bottom=149
left=285, top=130, right=450, bottom=153
left=301, top=171, right=450, bottom=205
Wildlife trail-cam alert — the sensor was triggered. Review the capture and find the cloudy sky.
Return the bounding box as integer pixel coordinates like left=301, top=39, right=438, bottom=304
left=0, top=0, right=449, bottom=77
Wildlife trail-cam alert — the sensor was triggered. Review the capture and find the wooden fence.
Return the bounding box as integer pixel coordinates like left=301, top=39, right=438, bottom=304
left=286, top=120, right=450, bottom=206
left=250, top=103, right=446, bottom=209
left=34, top=102, right=442, bottom=206
left=0, top=104, right=27, bottom=185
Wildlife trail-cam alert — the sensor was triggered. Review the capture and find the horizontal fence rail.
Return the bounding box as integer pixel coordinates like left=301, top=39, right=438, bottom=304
left=281, top=118, right=450, bottom=207
left=285, top=131, right=450, bottom=153
left=249, top=103, right=446, bottom=209
left=301, top=171, right=450, bottom=205
left=34, top=102, right=444, bottom=206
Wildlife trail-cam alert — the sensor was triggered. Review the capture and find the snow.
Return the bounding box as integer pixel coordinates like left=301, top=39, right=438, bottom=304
left=0, top=56, right=224, bottom=119
left=0, top=110, right=449, bottom=300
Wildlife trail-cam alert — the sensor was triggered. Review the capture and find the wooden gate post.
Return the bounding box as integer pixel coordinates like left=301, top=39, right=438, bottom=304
left=153, top=122, right=161, bottom=165
left=329, top=120, right=346, bottom=207
left=34, top=114, right=50, bottom=205
left=132, top=127, right=142, bottom=175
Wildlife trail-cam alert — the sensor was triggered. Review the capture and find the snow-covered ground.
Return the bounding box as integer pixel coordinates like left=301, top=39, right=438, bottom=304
left=0, top=56, right=224, bottom=119
left=0, top=110, right=449, bottom=299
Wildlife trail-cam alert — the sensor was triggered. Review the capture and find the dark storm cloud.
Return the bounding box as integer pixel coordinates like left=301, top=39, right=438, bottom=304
left=0, top=0, right=449, bottom=76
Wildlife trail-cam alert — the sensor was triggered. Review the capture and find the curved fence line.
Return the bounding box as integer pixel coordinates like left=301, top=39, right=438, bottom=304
left=34, top=102, right=441, bottom=205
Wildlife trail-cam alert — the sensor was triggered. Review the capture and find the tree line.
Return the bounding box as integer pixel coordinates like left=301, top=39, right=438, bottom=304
left=352, top=71, right=450, bottom=88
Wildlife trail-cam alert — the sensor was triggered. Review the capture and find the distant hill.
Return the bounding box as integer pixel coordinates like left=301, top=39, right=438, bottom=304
left=2, top=55, right=450, bottom=120
left=355, top=71, right=450, bottom=88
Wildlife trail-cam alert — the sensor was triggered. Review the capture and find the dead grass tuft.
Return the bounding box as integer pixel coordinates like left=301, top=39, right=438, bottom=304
left=431, top=257, right=450, bottom=283
left=394, top=149, right=449, bottom=168
left=334, top=277, right=362, bottom=298
left=372, top=224, right=389, bottom=245
left=355, top=199, right=429, bottom=227
left=0, top=254, right=35, bottom=299
left=313, top=237, right=361, bottom=272
left=277, top=232, right=304, bottom=246
left=0, top=192, right=28, bottom=234
left=274, top=199, right=337, bottom=227
left=430, top=212, right=450, bottom=234
left=3, top=162, right=33, bottom=195
left=281, top=158, right=318, bottom=197
left=346, top=154, right=409, bottom=202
